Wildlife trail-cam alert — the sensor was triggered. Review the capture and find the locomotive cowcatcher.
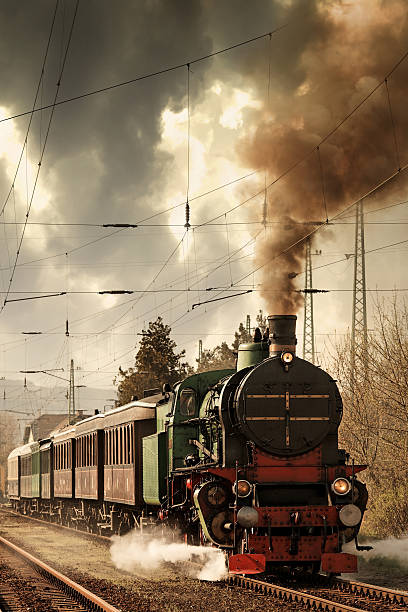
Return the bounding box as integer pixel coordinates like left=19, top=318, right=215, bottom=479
left=8, top=314, right=368, bottom=576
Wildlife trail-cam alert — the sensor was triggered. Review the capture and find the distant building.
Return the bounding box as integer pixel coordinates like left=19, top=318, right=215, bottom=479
left=22, top=411, right=89, bottom=444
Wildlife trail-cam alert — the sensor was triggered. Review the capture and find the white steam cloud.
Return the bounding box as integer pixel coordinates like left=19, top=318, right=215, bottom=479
left=358, top=538, right=408, bottom=566
left=345, top=537, right=408, bottom=569
left=110, top=529, right=228, bottom=581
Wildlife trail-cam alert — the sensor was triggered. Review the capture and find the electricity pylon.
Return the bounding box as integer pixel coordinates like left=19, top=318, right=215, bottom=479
left=303, top=237, right=315, bottom=363
left=351, top=200, right=367, bottom=378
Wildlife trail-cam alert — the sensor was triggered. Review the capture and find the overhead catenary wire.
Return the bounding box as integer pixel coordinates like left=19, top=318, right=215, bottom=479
left=3, top=28, right=408, bottom=388
left=179, top=163, right=408, bottom=314
left=1, top=0, right=80, bottom=313
left=0, top=0, right=60, bottom=218
left=295, top=236, right=408, bottom=278
left=233, top=162, right=408, bottom=288
left=0, top=26, right=287, bottom=125
left=0, top=170, right=260, bottom=272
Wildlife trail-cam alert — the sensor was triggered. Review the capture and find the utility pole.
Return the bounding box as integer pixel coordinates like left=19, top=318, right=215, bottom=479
left=303, top=237, right=315, bottom=363
left=351, top=200, right=367, bottom=378
left=68, top=359, right=75, bottom=425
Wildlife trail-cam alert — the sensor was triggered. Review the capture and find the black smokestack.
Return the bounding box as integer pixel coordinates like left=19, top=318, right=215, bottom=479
left=268, top=314, right=297, bottom=356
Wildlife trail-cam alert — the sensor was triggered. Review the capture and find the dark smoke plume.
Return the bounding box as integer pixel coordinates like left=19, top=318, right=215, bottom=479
left=236, top=0, right=408, bottom=313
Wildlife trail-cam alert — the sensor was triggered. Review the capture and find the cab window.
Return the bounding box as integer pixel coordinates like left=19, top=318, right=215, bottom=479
left=179, top=388, right=196, bottom=416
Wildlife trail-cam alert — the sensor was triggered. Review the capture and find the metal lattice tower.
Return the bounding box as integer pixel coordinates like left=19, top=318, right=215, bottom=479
left=198, top=339, right=203, bottom=364
left=303, top=238, right=315, bottom=363
left=246, top=315, right=251, bottom=335
left=351, top=200, right=367, bottom=374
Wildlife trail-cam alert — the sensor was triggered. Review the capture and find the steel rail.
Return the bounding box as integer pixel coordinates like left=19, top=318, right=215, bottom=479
left=334, top=578, right=408, bottom=606
left=0, top=535, right=120, bottom=612
left=228, top=574, right=362, bottom=611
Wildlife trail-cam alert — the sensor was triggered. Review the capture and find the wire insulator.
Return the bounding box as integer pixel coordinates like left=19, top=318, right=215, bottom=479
left=184, top=201, right=190, bottom=228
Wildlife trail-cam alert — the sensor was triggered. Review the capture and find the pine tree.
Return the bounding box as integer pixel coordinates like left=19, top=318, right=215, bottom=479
left=114, top=317, right=191, bottom=405
left=196, top=342, right=235, bottom=373
left=232, top=322, right=252, bottom=350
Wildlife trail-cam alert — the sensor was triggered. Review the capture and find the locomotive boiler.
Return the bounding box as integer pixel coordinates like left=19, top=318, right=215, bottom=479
left=8, top=314, right=368, bottom=576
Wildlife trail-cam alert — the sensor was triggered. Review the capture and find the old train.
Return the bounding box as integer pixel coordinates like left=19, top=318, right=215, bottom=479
left=7, top=314, right=368, bottom=575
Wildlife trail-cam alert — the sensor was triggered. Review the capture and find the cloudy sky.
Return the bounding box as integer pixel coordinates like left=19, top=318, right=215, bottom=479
left=0, top=0, right=407, bottom=410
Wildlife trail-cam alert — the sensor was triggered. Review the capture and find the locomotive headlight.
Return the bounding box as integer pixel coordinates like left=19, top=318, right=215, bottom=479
left=233, top=479, right=252, bottom=498
left=332, top=477, right=351, bottom=496
left=281, top=351, right=294, bottom=364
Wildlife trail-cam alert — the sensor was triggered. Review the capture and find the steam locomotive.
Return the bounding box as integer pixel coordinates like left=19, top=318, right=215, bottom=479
left=8, top=315, right=368, bottom=575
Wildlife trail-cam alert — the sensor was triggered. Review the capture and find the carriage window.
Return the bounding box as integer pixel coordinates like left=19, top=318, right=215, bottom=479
left=41, top=450, right=50, bottom=472
left=120, top=427, right=124, bottom=464
left=119, top=428, right=123, bottom=465
left=118, top=428, right=121, bottom=465
left=126, top=425, right=129, bottom=464
left=180, top=388, right=196, bottom=416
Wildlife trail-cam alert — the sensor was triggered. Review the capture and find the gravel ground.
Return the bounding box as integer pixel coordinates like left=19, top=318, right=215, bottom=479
left=0, top=508, right=302, bottom=611
left=1, top=508, right=407, bottom=611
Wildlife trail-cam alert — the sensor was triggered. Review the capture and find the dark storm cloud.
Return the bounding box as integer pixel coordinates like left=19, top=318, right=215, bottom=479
left=0, top=0, right=212, bottom=227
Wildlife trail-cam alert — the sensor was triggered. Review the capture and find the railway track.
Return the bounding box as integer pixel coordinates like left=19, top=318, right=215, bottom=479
left=3, top=506, right=408, bottom=611
left=229, top=573, right=408, bottom=611
left=0, top=536, right=120, bottom=612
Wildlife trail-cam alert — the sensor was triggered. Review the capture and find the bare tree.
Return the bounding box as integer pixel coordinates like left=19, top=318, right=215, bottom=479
left=329, top=297, right=408, bottom=536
